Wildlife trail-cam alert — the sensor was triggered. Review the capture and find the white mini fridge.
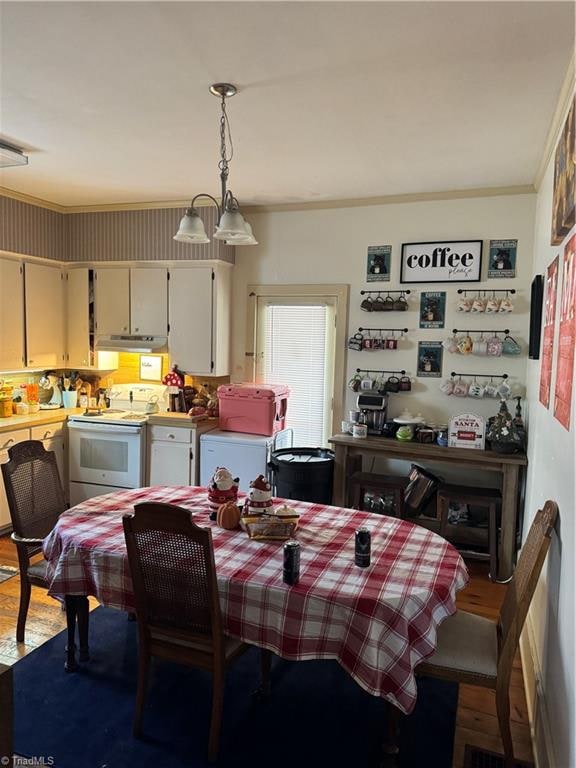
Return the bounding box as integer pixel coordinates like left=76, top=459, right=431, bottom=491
left=200, top=429, right=291, bottom=493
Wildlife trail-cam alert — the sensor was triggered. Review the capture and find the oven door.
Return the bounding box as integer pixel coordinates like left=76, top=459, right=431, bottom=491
left=68, top=421, right=144, bottom=489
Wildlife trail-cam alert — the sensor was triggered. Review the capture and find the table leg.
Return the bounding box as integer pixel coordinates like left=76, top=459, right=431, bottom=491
left=77, top=596, right=90, bottom=662
left=499, top=464, right=519, bottom=582
left=64, top=596, right=78, bottom=673
left=332, top=443, right=348, bottom=507
left=380, top=700, right=401, bottom=767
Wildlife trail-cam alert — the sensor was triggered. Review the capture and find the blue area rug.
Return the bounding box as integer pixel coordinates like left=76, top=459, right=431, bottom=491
left=14, top=607, right=457, bottom=767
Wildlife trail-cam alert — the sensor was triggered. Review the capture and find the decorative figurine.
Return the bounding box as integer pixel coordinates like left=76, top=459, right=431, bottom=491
left=208, top=467, right=240, bottom=521
left=243, top=474, right=274, bottom=516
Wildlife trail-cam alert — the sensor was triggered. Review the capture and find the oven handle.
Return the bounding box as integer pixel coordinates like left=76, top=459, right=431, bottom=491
left=67, top=421, right=143, bottom=435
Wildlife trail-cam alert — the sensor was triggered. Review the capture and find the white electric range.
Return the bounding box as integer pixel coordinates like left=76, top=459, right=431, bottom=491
left=68, top=383, right=167, bottom=505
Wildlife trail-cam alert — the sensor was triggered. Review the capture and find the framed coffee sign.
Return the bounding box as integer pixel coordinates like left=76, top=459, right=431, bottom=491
left=400, top=240, right=483, bottom=283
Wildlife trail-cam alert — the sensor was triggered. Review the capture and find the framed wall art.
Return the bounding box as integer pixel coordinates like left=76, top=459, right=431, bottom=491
left=400, top=240, right=482, bottom=283
left=366, top=245, right=391, bottom=282
left=551, top=95, right=575, bottom=246
left=488, top=239, right=517, bottom=279
left=539, top=258, right=558, bottom=406
left=139, top=354, right=163, bottom=381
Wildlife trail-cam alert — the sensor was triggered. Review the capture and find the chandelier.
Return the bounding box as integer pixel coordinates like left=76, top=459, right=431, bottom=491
left=173, top=83, right=257, bottom=246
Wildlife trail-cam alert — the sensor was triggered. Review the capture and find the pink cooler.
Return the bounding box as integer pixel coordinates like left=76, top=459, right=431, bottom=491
left=217, top=384, right=290, bottom=436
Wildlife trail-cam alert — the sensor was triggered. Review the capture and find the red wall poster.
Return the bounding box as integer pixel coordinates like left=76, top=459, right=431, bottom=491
left=539, top=256, right=559, bottom=407
left=554, top=234, right=576, bottom=430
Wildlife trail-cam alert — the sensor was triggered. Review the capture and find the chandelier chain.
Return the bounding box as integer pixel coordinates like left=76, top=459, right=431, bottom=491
left=218, top=95, right=234, bottom=175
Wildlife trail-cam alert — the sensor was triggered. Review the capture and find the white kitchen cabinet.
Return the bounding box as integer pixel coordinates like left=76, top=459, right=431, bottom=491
left=66, top=267, right=92, bottom=368
left=0, top=258, right=25, bottom=370
left=94, top=268, right=130, bottom=336
left=168, top=264, right=231, bottom=376
left=130, top=268, right=168, bottom=336
left=0, top=428, right=31, bottom=531
left=24, top=262, right=65, bottom=368
left=147, top=425, right=197, bottom=486
left=31, top=423, right=66, bottom=497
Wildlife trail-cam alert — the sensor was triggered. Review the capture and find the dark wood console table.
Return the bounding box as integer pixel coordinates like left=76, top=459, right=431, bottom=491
left=328, top=434, right=528, bottom=581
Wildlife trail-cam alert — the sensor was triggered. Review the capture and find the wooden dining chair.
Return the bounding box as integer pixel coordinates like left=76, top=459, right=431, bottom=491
left=417, top=500, right=558, bottom=768
left=1, top=440, right=67, bottom=642
left=123, top=501, right=271, bottom=763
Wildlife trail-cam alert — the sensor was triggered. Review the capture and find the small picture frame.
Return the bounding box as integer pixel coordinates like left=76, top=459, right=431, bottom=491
left=416, top=341, right=443, bottom=378
left=139, top=354, right=163, bottom=381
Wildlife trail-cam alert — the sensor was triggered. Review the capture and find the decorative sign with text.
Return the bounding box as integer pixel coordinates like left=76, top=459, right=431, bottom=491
left=366, top=245, right=391, bottom=282
left=554, top=234, right=576, bottom=430
left=448, top=413, right=486, bottom=450
left=488, top=239, right=517, bottom=279
left=400, top=240, right=482, bottom=283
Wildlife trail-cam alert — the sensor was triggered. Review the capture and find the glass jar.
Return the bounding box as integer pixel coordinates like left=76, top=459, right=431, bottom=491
left=435, top=425, right=449, bottom=447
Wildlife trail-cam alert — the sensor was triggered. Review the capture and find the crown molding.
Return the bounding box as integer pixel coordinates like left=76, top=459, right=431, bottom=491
left=534, top=54, right=575, bottom=191
left=1, top=183, right=535, bottom=216
left=0, top=185, right=67, bottom=213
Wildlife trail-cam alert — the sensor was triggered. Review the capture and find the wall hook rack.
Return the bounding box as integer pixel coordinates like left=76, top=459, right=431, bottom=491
left=457, top=288, right=516, bottom=295
left=452, top=328, right=510, bottom=335
left=450, top=371, right=509, bottom=379
left=359, top=327, right=409, bottom=333
left=360, top=289, right=411, bottom=295
left=356, top=368, right=406, bottom=375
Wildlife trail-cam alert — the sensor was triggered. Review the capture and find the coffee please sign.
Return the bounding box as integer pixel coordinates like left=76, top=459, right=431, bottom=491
left=400, top=240, right=483, bottom=283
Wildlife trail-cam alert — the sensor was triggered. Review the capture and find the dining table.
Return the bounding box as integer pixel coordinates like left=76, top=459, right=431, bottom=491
left=43, top=485, right=468, bottom=719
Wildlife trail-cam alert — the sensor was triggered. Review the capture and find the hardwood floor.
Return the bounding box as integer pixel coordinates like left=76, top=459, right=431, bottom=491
left=0, top=537, right=533, bottom=767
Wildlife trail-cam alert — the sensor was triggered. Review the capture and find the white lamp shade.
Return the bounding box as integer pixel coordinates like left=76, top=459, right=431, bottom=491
left=173, top=209, right=210, bottom=243
left=225, top=221, right=258, bottom=245
left=214, top=209, right=248, bottom=239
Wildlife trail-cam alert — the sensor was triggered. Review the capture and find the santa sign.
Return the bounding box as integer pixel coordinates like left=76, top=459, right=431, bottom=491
left=448, top=413, right=485, bottom=450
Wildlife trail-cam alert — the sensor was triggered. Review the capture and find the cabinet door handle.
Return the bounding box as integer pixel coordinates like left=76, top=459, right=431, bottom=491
left=168, top=434, right=175, bottom=439
left=134, top=327, right=139, bottom=332
left=3, top=439, right=15, bottom=449
left=123, top=326, right=128, bottom=332
left=43, top=431, right=52, bottom=439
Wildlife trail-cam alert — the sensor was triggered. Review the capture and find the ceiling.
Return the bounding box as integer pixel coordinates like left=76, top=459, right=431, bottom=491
left=0, top=1, right=574, bottom=208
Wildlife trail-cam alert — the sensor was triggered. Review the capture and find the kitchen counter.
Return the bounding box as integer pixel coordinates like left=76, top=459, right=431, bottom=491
left=146, top=412, right=218, bottom=432
left=0, top=408, right=83, bottom=434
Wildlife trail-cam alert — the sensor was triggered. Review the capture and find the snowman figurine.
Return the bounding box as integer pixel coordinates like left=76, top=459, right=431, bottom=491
left=244, top=474, right=274, bottom=516
left=208, top=467, right=240, bottom=521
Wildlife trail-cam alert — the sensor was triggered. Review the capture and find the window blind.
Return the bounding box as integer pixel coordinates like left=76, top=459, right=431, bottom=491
left=260, top=304, right=330, bottom=446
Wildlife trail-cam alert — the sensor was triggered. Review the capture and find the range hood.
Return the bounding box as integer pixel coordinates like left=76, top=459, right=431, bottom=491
left=95, top=335, right=168, bottom=353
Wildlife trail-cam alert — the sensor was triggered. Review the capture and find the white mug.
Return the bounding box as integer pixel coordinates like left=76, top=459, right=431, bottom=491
left=352, top=423, right=368, bottom=439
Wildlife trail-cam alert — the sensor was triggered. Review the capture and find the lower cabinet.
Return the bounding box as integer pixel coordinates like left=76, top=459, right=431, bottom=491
left=147, top=425, right=198, bottom=487
left=0, top=422, right=68, bottom=532
left=0, top=429, right=31, bottom=531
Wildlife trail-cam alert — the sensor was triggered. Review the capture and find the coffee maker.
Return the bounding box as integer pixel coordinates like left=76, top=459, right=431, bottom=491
left=356, top=392, right=388, bottom=434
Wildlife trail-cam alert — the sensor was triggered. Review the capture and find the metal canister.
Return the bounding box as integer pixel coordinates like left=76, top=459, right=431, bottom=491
left=283, top=540, right=300, bottom=585
left=355, top=527, right=371, bottom=568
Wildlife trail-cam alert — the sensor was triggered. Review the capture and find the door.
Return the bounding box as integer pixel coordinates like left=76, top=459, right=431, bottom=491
left=68, top=421, right=144, bottom=488
left=0, top=258, right=25, bottom=370
left=169, top=267, right=213, bottom=374
left=130, top=268, right=168, bottom=336
left=95, top=268, right=130, bottom=336
left=66, top=268, right=91, bottom=367
left=149, top=441, right=191, bottom=486
left=25, top=262, right=65, bottom=368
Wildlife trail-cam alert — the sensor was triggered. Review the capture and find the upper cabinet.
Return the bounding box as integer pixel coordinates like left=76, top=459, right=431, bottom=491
left=94, top=267, right=167, bottom=336
left=130, top=268, right=168, bottom=336
left=0, top=258, right=25, bottom=370
left=168, top=264, right=231, bottom=376
left=94, top=268, right=130, bottom=335
left=24, top=262, right=65, bottom=368
left=66, top=267, right=93, bottom=368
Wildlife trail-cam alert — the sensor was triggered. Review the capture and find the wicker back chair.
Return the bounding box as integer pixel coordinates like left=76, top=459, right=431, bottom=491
left=1, top=440, right=67, bottom=642
left=123, top=502, right=270, bottom=763
left=418, top=500, right=558, bottom=768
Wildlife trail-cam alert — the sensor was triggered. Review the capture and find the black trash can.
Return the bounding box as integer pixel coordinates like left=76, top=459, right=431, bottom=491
left=268, top=447, right=335, bottom=504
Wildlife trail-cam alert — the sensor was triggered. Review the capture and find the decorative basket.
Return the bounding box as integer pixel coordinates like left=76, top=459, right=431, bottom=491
left=243, top=513, right=299, bottom=541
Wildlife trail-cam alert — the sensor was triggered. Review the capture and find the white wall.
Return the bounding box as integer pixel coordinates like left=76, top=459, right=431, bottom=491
left=231, top=194, right=535, bottom=429
left=522, top=89, right=575, bottom=768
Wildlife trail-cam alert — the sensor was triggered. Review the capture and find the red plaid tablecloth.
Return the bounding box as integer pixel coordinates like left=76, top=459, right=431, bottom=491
left=43, top=486, right=468, bottom=714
